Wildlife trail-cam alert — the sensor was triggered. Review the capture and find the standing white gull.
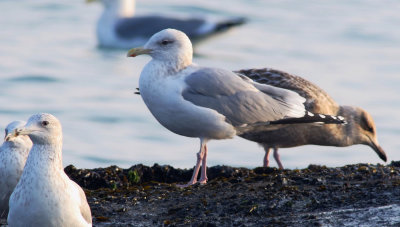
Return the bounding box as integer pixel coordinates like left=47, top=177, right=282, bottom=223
left=0, top=121, right=32, bottom=219
left=6, top=113, right=92, bottom=226
left=88, top=0, right=246, bottom=48
left=127, top=29, right=346, bottom=187
left=236, top=68, right=387, bottom=169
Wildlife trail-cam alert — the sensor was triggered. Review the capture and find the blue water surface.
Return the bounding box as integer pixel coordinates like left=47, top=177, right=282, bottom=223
left=0, top=0, right=399, bottom=169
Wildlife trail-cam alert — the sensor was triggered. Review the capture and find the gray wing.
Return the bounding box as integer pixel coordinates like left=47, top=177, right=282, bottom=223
left=182, top=68, right=305, bottom=126
left=235, top=68, right=339, bottom=114
left=115, top=16, right=206, bottom=40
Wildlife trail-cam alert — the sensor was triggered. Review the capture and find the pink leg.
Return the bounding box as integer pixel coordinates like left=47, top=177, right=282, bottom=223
left=263, top=146, right=272, bottom=167
left=198, top=144, right=208, bottom=184
left=177, top=139, right=207, bottom=188
left=273, top=148, right=284, bottom=169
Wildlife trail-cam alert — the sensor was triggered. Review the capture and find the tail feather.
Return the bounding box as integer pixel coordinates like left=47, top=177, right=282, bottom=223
left=134, top=87, right=140, bottom=95
left=215, top=17, right=246, bottom=32
left=270, top=111, right=347, bottom=125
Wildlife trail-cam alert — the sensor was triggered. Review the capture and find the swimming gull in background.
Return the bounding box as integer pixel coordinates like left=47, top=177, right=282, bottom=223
left=236, top=68, right=387, bottom=169
left=0, top=121, right=32, bottom=219
left=87, top=0, right=246, bottom=48
left=127, top=28, right=346, bottom=187
left=6, top=113, right=92, bottom=226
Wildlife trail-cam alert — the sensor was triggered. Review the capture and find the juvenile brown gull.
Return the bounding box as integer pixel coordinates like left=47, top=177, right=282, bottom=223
left=127, top=29, right=346, bottom=187
left=237, top=68, right=387, bottom=169
left=88, top=0, right=245, bottom=48
left=0, top=121, right=32, bottom=218
left=6, top=113, right=92, bottom=226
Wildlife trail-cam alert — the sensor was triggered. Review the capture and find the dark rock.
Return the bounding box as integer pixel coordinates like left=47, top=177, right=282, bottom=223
left=57, top=162, right=400, bottom=226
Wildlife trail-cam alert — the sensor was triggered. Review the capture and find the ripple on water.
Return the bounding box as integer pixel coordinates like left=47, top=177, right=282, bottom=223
left=7, top=75, right=61, bottom=83
left=136, top=135, right=172, bottom=143
left=86, top=115, right=148, bottom=124
left=0, top=109, right=21, bottom=115
left=87, top=116, right=121, bottom=124
left=81, top=155, right=133, bottom=166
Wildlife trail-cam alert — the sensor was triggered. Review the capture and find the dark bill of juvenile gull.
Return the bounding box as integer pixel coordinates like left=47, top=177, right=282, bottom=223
left=7, top=113, right=92, bottom=226
left=87, top=0, right=246, bottom=48
left=127, top=29, right=346, bottom=187
left=235, top=68, right=387, bottom=169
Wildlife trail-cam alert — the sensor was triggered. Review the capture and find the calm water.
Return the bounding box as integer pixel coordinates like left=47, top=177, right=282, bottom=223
left=0, top=0, right=399, bottom=169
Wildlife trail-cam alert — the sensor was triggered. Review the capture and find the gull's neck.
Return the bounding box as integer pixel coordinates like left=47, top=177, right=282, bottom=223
left=151, top=60, right=192, bottom=76
left=332, top=106, right=360, bottom=146
left=98, top=0, right=135, bottom=43
left=149, top=51, right=193, bottom=76
left=23, top=141, right=64, bottom=175
left=3, top=136, right=32, bottom=157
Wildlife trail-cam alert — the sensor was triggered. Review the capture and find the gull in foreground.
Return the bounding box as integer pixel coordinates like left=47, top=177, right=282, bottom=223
left=6, top=113, right=92, bottom=226
left=127, top=29, right=346, bottom=187
left=88, top=0, right=245, bottom=48
left=0, top=121, right=32, bottom=218
left=236, top=68, right=387, bottom=169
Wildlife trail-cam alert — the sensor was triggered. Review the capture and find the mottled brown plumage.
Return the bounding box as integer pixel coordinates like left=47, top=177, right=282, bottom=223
left=236, top=68, right=387, bottom=168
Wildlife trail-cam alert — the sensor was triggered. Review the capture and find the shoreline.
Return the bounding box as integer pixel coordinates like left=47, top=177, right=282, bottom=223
left=2, top=162, right=400, bottom=226
left=71, top=162, right=400, bottom=226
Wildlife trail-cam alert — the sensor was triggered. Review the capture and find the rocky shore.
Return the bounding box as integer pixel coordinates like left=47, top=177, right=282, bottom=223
left=72, top=162, right=400, bottom=226
left=2, top=162, right=400, bottom=226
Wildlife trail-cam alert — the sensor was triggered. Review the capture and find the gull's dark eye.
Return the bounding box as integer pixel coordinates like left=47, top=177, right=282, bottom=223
left=161, top=40, right=173, bottom=46
left=42, top=121, right=49, bottom=127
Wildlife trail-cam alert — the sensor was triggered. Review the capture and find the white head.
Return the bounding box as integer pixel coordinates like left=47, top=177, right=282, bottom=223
left=88, top=0, right=135, bottom=17
left=4, top=121, right=25, bottom=141
left=127, top=29, right=194, bottom=72
left=9, top=113, right=62, bottom=146
left=4, top=120, right=32, bottom=147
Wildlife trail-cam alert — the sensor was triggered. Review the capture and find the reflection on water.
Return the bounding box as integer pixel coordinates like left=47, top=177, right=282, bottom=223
left=0, top=0, right=399, bottom=169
